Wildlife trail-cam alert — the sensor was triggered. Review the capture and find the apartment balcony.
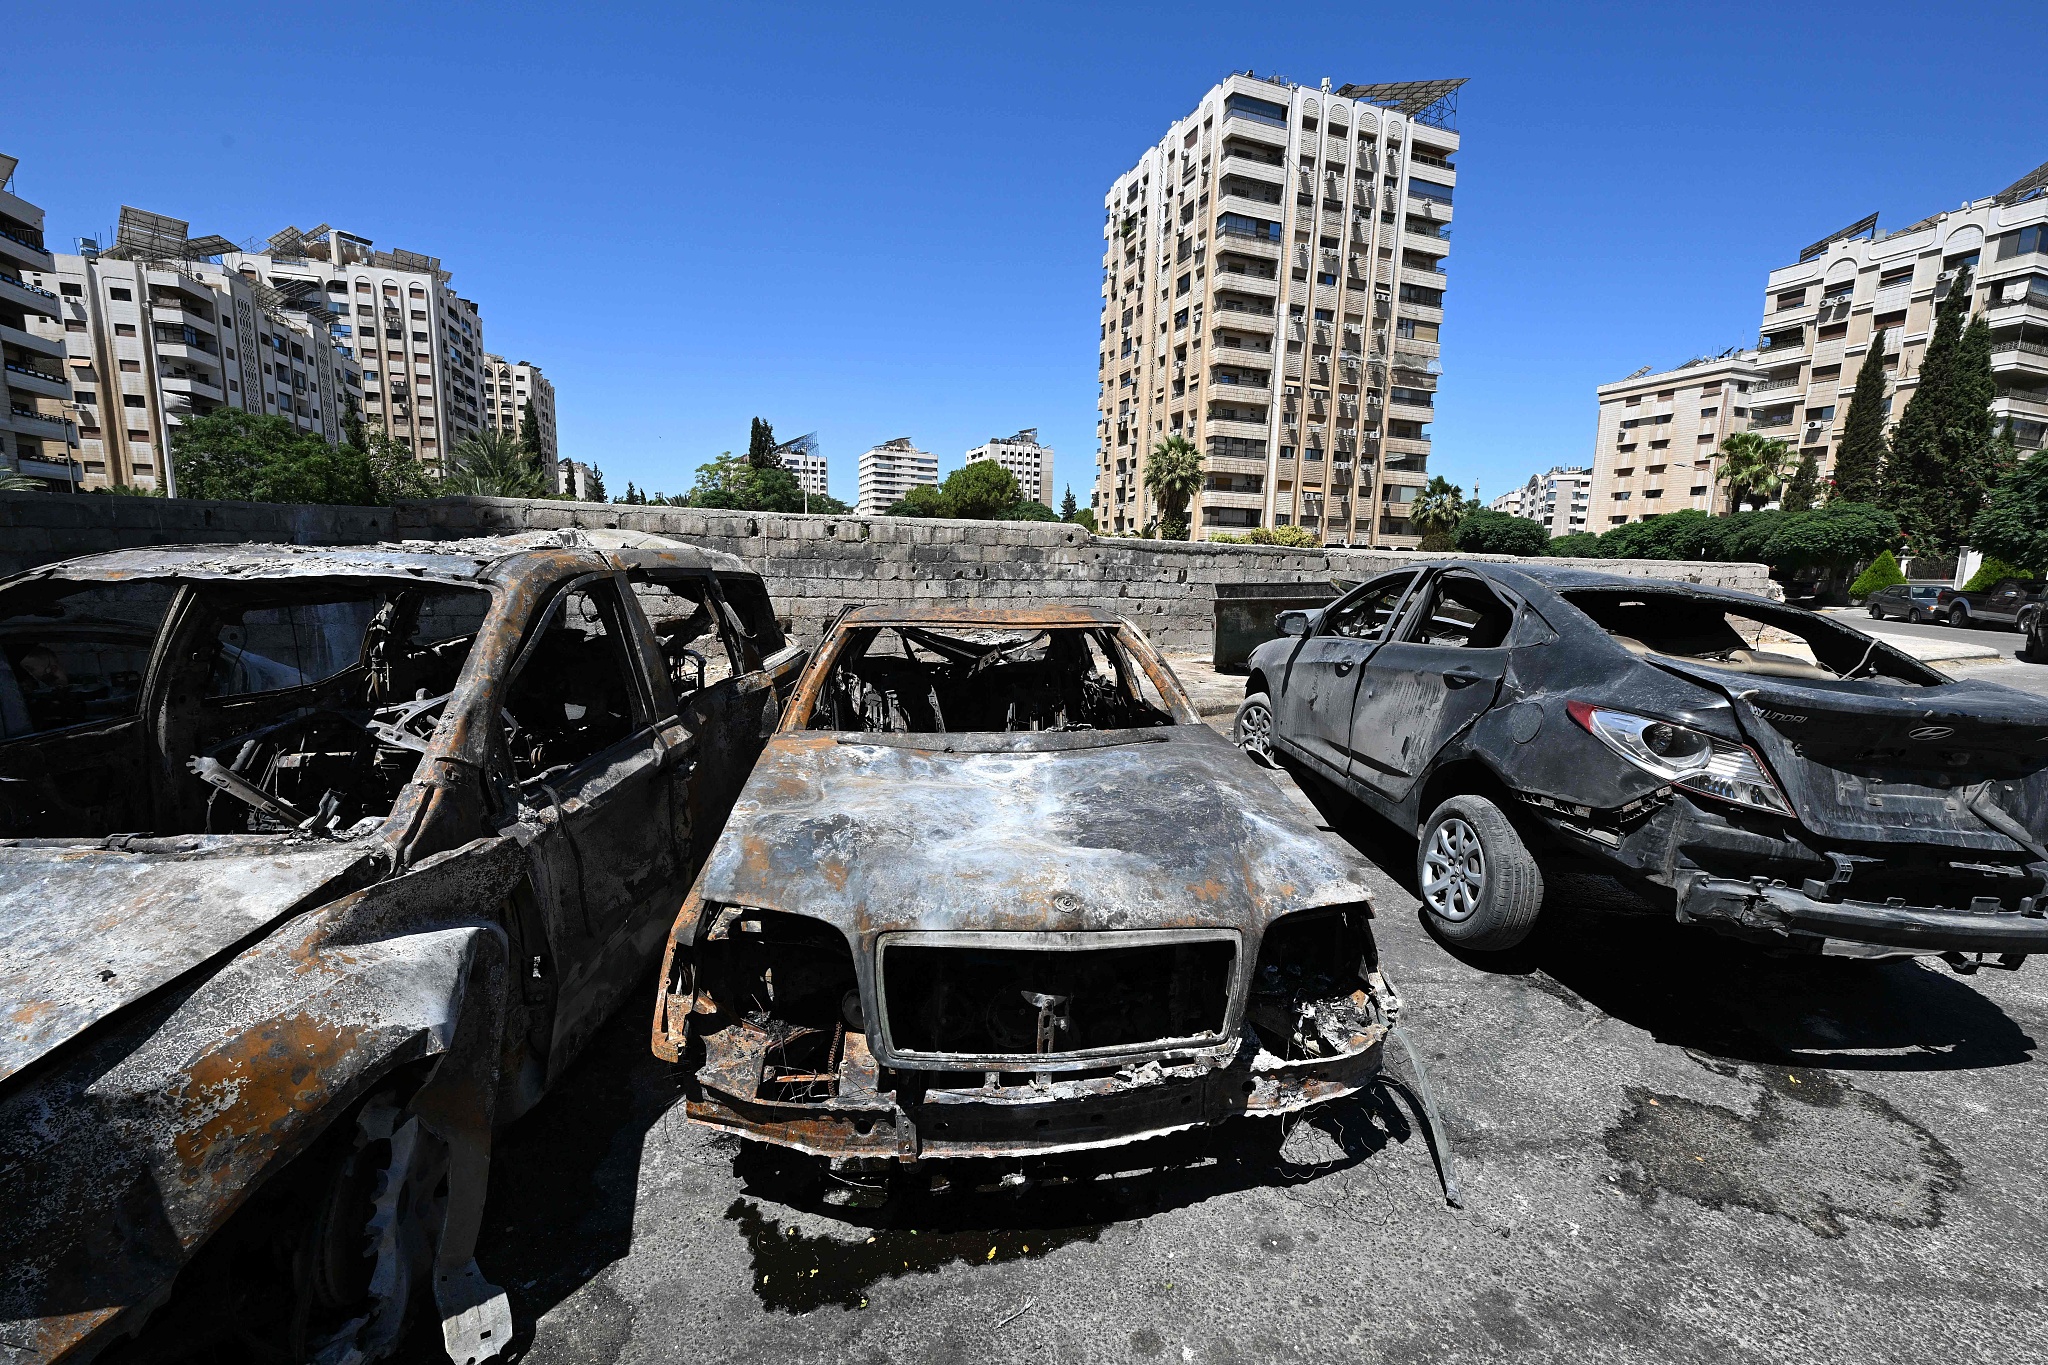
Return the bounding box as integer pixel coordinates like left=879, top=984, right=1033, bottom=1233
left=1211, top=338, right=1274, bottom=364
left=1218, top=193, right=1288, bottom=224
left=0, top=271, right=60, bottom=319
left=0, top=319, right=63, bottom=359
left=1993, top=388, right=2048, bottom=417
left=1215, top=223, right=1282, bottom=258
left=1203, top=415, right=1271, bottom=442
left=1400, top=264, right=1448, bottom=289
left=1219, top=153, right=1286, bottom=185
left=1406, top=198, right=1452, bottom=225
left=1383, top=435, right=1432, bottom=459
left=150, top=305, right=218, bottom=336
left=0, top=223, right=54, bottom=275
left=1986, top=294, right=2048, bottom=326
left=3, top=405, right=75, bottom=440
left=1386, top=399, right=1434, bottom=424
left=1221, top=111, right=1289, bottom=148
left=1991, top=338, right=2048, bottom=378
left=161, top=372, right=223, bottom=397
left=1750, top=410, right=1797, bottom=430
left=1213, top=307, right=1277, bottom=333
left=1205, top=453, right=1269, bottom=477
left=1213, top=270, right=1279, bottom=297
left=4, top=359, right=69, bottom=399
left=1750, top=374, right=1803, bottom=394
left=1202, top=488, right=1267, bottom=510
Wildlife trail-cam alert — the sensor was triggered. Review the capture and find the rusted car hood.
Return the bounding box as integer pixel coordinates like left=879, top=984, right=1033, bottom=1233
left=696, top=727, right=1374, bottom=936
left=0, top=838, right=369, bottom=1086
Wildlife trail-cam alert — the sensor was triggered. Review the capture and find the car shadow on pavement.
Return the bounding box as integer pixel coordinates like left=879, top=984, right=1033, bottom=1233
left=1278, top=762, right=2037, bottom=1076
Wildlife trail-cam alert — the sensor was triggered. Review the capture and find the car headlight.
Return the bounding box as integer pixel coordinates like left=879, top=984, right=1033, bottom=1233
left=1566, top=701, right=1793, bottom=816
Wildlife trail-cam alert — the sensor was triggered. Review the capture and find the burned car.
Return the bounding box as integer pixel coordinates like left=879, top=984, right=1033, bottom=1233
left=0, top=530, right=803, bottom=1364
left=651, top=604, right=1395, bottom=1166
left=1234, top=563, right=2048, bottom=965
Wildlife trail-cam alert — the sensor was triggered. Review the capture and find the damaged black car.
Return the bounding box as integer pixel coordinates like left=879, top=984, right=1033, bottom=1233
left=1235, top=563, right=2048, bottom=967
left=652, top=604, right=1398, bottom=1167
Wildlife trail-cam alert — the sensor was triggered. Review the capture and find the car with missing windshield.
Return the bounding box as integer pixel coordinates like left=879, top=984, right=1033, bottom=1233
left=0, top=530, right=803, bottom=1364
left=1233, top=562, right=2048, bottom=967
left=651, top=603, right=1395, bottom=1170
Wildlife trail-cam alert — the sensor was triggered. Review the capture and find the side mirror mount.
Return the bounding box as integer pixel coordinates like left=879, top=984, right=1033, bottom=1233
left=1276, top=610, right=1310, bottom=638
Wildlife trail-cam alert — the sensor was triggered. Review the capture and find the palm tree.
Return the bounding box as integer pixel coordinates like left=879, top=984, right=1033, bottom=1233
left=1716, top=432, right=1792, bottom=513
left=1410, top=474, right=1468, bottom=545
left=0, top=471, right=45, bottom=492
left=444, top=430, right=549, bottom=498
left=1142, top=435, right=1204, bottom=540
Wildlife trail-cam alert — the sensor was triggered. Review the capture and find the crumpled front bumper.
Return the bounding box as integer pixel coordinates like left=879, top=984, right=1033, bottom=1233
left=684, top=1020, right=1388, bottom=1162
left=1675, top=872, right=2048, bottom=955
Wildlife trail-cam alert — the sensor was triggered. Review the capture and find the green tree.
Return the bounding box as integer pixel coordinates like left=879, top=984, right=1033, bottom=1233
left=586, top=466, right=607, bottom=502
left=1546, top=531, right=1605, bottom=558
left=747, top=417, right=779, bottom=470
left=1887, top=266, right=2000, bottom=553
left=1072, top=507, right=1097, bottom=532
left=616, top=481, right=645, bottom=505
left=1847, top=550, right=1907, bottom=600
left=1059, top=485, right=1079, bottom=521
left=1757, top=502, right=1899, bottom=571
left=887, top=484, right=952, bottom=517
left=1453, top=508, right=1550, bottom=556
left=1962, top=555, right=2033, bottom=592
left=171, top=410, right=375, bottom=505
left=1598, top=508, right=1718, bottom=561
left=1832, top=329, right=1891, bottom=503
left=1715, top=431, right=1791, bottom=513
left=941, top=461, right=1023, bottom=519
left=1141, top=435, right=1204, bottom=541
left=364, top=430, right=436, bottom=501
left=519, top=404, right=544, bottom=460
left=1971, top=440, right=2048, bottom=570
left=445, top=430, right=550, bottom=498
left=1781, top=450, right=1822, bottom=512
left=1002, top=499, right=1061, bottom=522
left=1409, top=475, right=1469, bottom=549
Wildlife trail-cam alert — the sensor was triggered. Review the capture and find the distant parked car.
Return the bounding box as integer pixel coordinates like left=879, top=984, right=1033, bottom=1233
left=1936, top=578, right=2041, bottom=630
left=1234, top=561, right=2048, bottom=966
left=1865, top=583, right=1945, bottom=623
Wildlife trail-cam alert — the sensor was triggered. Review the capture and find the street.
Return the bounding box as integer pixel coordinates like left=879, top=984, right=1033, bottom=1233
left=468, top=672, right=2048, bottom=1365
left=1823, top=607, right=2048, bottom=699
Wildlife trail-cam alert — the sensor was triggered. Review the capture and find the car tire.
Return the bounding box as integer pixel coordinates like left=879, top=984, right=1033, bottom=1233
left=1949, top=604, right=1970, bottom=627
left=1416, top=795, right=1544, bottom=952
left=1868, top=604, right=1883, bottom=618
left=1233, top=691, right=1277, bottom=768
left=1909, top=608, right=1925, bottom=623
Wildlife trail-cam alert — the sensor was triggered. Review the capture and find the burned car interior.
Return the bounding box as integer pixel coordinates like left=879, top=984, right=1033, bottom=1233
left=1563, top=587, right=1942, bottom=685
left=804, top=624, right=1178, bottom=733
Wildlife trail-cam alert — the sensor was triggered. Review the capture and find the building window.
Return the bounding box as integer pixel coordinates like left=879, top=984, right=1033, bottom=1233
left=114, top=324, right=136, bottom=336
left=109, top=287, right=132, bottom=301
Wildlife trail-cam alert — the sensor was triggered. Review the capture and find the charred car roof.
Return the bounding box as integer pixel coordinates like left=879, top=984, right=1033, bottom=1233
left=835, top=602, right=1128, bottom=628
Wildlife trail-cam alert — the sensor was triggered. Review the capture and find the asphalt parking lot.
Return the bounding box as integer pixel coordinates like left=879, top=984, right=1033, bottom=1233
left=469, top=668, right=2048, bottom=1365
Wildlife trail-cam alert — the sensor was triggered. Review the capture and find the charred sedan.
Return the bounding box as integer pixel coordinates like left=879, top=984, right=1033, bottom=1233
left=0, top=531, right=803, bottom=1364
left=1235, top=563, right=2048, bottom=965
left=652, top=604, right=1394, bottom=1164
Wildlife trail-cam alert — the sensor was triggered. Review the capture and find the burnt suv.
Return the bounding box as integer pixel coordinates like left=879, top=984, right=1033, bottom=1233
left=1234, top=563, right=2048, bottom=967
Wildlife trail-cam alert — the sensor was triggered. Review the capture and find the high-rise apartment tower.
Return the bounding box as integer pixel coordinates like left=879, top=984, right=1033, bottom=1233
left=857, top=437, right=937, bottom=515
left=1093, top=74, right=1464, bottom=546
left=965, top=427, right=1054, bottom=506
left=0, top=154, right=79, bottom=488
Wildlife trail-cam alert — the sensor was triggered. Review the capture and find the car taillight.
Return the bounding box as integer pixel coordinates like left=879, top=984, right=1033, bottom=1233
left=1566, top=701, right=1793, bottom=816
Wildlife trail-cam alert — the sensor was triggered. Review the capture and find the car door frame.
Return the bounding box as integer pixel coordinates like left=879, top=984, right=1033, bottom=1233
left=1270, top=569, right=1423, bottom=778
left=1343, top=568, right=1523, bottom=809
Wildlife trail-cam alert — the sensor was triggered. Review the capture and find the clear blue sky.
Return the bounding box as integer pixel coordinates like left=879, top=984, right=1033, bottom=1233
left=11, top=2, right=2046, bottom=505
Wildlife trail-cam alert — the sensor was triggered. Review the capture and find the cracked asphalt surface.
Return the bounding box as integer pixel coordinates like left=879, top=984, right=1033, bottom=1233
left=463, top=664, right=2048, bottom=1365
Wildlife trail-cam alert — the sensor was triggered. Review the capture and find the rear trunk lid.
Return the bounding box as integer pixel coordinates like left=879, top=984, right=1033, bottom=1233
left=1656, top=662, right=2048, bottom=852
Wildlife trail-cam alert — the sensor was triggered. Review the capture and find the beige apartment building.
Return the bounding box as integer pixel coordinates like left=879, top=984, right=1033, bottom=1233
left=30, top=208, right=359, bottom=492
left=482, top=354, right=556, bottom=459
left=222, top=226, right=486, bottom=468
left=1093, top=73, right=1464, bottom=546
left=786, top=449, right=830, bottom=498
left=0, top=155, right=79, bottom=487
left=857, top=436, right=937, bottom=514
left=1750, top=161, right=2048, bottom=478
left=1589, top=351, right=1765, bottom=526
left=1492, top=464, right=1591, bottom=537
left=965, top=427, right=1054, bottom=506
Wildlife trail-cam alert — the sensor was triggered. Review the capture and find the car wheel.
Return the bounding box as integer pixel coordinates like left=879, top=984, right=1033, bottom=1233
left=1868, top=604, right=1884, bottom=618
left=1233, top=691, right=1277, bottom=768
left=1949, top=604, right=1970, bottom=627
left=1416, top=795, right=1544, bottom=951
left=1909, top=608, right=1925, bottom=623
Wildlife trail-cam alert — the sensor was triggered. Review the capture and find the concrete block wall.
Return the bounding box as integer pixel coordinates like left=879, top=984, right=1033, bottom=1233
left=391, top=498, right=1780, bottom=654
left=1, top=491, right=1777, bottom=655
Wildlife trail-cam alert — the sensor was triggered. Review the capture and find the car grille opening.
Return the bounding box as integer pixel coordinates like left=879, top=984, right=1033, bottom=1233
left=881, top=936, right=1236, bottom=1058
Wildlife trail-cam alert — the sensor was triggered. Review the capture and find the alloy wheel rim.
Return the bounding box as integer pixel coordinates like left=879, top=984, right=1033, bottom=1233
left=1422, top=817, right=1486, bottom=921
left=1237, top=702, right=1273, bottom=764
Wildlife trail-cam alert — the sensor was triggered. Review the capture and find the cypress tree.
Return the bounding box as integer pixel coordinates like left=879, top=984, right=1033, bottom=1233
left=1831, top=326, right=1890, bottom=503
left=747, top=417, right=779, bottom=469
left=1782, top=451, right=1821, bottom=511
left=1059, top=485, right=1079, bottom=521
left=519, top=404, right=544, bottom=458
left=1887, top=265, right=1997, bottom=553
